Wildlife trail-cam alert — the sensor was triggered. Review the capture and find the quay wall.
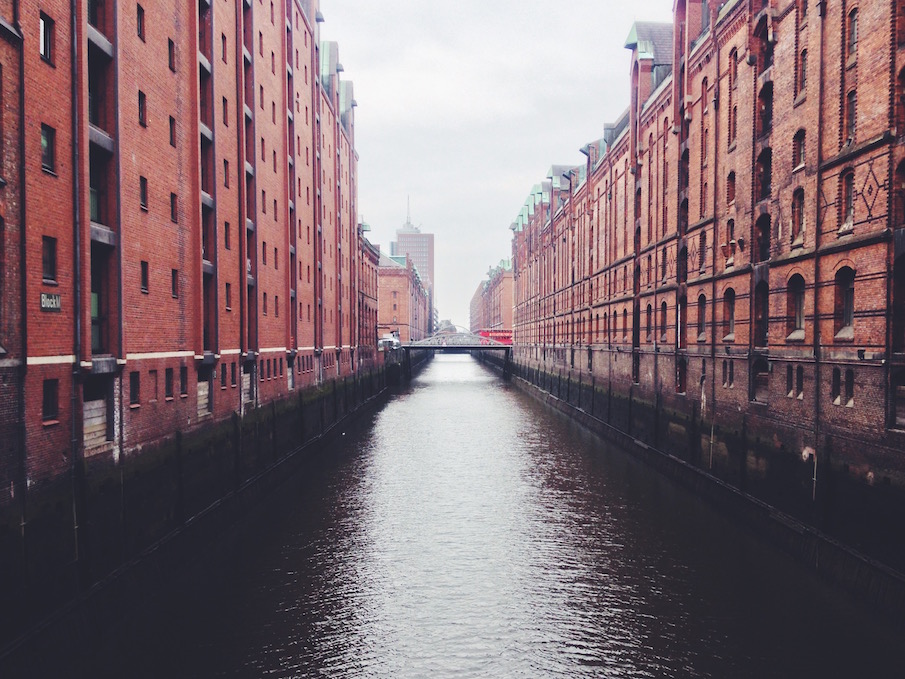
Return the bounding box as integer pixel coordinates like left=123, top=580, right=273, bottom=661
left=0, top=365, right=387, bottom=670
left=478, top=351, right=905, bottom=619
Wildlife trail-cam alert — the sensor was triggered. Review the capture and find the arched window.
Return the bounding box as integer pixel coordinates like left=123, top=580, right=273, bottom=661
left=841, top=170, right=855, bottom=229
left=848, top=8, right=858, bottom=57
left=793, top=129, right=805, bottom=169
left=622, top=308, right=628, bottom=340
left=727, top=171, right=736, bottom=204
left=603, top=312, right=609, bottom=345
left=791, top=188, right=805, bottom=244
left=723, top=288, right=736, bottom=339
left=756, top=148, right=772, bottom=201
left=798, top=49, right=808, bottom=95
left=758, top=83, right=773, bottom=137
left=834, top=266, right=855, bottom=339
left=660, top=301, right=668, bottom=342
left=787, top=274, right=806, bottom=339
left=756, top=214, right=771, bottom=263
left=845, top=90, right=857, bottom=142
left=754, top=281, right=769, bottom=347
left=697, top=293, right=707, bottom=340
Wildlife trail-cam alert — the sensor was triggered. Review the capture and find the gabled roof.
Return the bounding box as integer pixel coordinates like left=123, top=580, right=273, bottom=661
left=624, top=21, right=673, bottom=67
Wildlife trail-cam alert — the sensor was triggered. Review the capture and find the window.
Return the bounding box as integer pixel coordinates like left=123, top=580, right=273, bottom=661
left=42, top=236, right=57, bottom=282
left=223, top=159, right=229, bottom=187
left=42, top=379, right=59, bottom=421
left=848, top=8, right=858, bottom=57
left=796, top=366, right=804, bottom=399
left=168, top=39, right=176, bottom=71
left=231, top=362, right=237, bottom=387
left=727, top=172, right=736, bottom=204
left=130, top=371, right=140, bottom=406
left=752, top=358, right=770, bottom=403
left=754, top=282, right=769, bottom=347
left=41, top=124, right=55, bottom=171
left=845, top=90, right=856, bottom=142
left=831, top=367, right=842, bottom=405
left=138, top=90, right=147, bottom=126
left=224, top=221, right=230, bottom=250
left=222, top=97, right=228, bottom=126
left=723, top=288, right=736, bottom=340
left=787, top=274, right=805, bottom=340
left=225, top=282, right=232, bottom=309
left=756, top=148, right=772, bottom=201
left=171, top=268, right=178, bottom=298
left=263, top=292, right=268, bottom=315
left=140, top=176, right=148, bottom=209
left=137, top=4, right=145, bottom=40
left=660, top=301, right=668, bottom=342
left=756, top=214, right=771, bottom=263
left=791, top=189, right=805, bottom=244
left=798, top=49, right=808, bottom=94
left=845, top=369, right=855, bottom=407
left=262, top=241, right=267, bottom=265
left=40, top=13, right=54, bottom=63
left=221, top=34, right=227, bottom=63
left=180, top=366, right=187, bottom=396
left=793, top=130, right=805, bottom=169
left=697, top=294, right=707, bottom=341
left=834, top=266, right=855, bottom=339
left=140, top=260, right=149, bottom=292
left=836, top=171, right=855, bottom=236
left=275, top=295, right=279, bottom=317
left=221, top=365, right=227, bottom=389
left=170, top=192, right=178, bottom=222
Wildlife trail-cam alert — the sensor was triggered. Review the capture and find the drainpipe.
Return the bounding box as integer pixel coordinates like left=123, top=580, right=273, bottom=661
left=812, top=0, right=827, bottom=507
left=69, top=0, right=85, bottom=589
left=13, top=0, right=28, bottom=600
left=711, top=14, right=720, bottom=468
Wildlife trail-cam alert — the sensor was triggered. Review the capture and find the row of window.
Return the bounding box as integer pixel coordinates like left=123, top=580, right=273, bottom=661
left=128, top=366, right=190, bottom=406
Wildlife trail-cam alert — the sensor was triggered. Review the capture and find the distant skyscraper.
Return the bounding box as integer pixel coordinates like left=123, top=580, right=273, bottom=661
left=391, top=200, right=434, bottom=295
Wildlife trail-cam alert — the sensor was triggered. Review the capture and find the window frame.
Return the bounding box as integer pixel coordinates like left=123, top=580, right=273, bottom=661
left=40, top=12, right=55, bottom=64
left=41, top=124, right=56, bottom=172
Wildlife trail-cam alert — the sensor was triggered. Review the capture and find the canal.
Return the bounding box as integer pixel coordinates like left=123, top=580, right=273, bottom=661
left=104, top=355, right=901, bottom=678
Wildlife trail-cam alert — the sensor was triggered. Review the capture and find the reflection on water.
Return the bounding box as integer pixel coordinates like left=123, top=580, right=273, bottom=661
left=114, top=355, right=902, bottom=678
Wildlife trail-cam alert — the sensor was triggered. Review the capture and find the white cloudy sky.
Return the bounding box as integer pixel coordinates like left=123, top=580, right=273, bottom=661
left=320, top=0, right=675, bottom=327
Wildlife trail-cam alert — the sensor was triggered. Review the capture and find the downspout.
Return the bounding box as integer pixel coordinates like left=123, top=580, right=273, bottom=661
left=812, top=0, right=827, bottom=506
left=235, top=0, right=246, bottom=413
left=13, top=0, right=28, bottom=597
left=711, top=18, right=720, bottom=467
left=69, top=0, right=85, bottom=590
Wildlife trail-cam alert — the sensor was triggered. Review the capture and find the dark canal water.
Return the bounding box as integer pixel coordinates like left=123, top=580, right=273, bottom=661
left=110, top=355, right=903, bottom=678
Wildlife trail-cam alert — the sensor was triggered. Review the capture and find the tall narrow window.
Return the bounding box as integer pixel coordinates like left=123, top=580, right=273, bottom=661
left=848, top=8, right=858, bottom=57
left=697, top=294, right=707, bottom=341
left=40, top=13, right=54, bottom=64
left=727, top=172, right=736, bottom=204
left=723, top=288, right=736, bottom=339
left=41, top=124, right=55, bottom=171
left=222, top=97, right=228, bottom=126
left=793, top=130, right=806, bottom=169
left=140, top=261, right=149, bottom=292
left=138, top=90, right=147, bottom=126
left=168, top=39, right=176, bottom=71
left=43, top=379, right=59, bottom=421
left=787, top=274, right=806, bottom=340
left=845, top=90, right=857, bottom=142
left=139, top=176, right=148, bottom=209
left=834, top=266, right=855, bottom=339
left=171, top=269, right=179, bottom=298
left=798, top=49, right=808, bottom=94
left=137, top=4, right=145, bottom=40
left=169, top=116, right=176, bottom=146
left=170, top=193, right=178, bottom=222
left=130, top=372, right=140, bottom=406
left=791, top=188, right=805, bottom=244
left=221, top=34, right=227, bottom=63
left=42, top=236, right=57, bottom=282
left=842, top=171, right=855, bottom=228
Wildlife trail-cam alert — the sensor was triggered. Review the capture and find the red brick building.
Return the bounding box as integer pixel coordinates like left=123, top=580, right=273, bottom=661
left=470, top=260, right=513, bottom=342
left=0, top=0, right=375, bottom=502
left=377, top=252, right=429, bottom=343
left=510, top=0, right=905, bottom=569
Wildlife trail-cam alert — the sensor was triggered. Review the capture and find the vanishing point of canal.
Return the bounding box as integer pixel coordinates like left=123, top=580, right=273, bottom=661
left=111, top=355, right=902, bottom=678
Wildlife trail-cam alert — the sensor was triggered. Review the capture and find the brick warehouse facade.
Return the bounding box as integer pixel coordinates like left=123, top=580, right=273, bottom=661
left=0, top=0, right=378, bottom=639
left=470, top=260, right=513, bottom=342
left=509, top=0, right=905, bottom=573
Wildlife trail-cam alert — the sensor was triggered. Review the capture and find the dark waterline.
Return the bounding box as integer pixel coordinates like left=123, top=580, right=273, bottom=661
left=107, top=355, right=902, bottom=678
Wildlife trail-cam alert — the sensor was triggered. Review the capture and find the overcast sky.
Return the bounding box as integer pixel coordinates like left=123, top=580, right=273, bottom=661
left=320, top=1, right=675, bottom=328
